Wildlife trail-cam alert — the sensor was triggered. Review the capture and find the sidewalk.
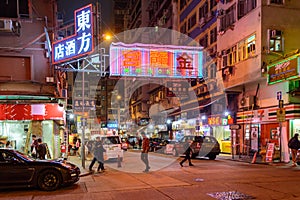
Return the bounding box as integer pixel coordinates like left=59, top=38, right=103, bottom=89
left=67, top=152, right=291, bottom=176
left=217, top=153, right=290, bottom=166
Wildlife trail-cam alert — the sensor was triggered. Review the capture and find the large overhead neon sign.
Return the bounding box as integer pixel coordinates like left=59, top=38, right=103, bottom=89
left=52, top=4, right=94, bottom=64
left=110, top=42, right=203, bottom=78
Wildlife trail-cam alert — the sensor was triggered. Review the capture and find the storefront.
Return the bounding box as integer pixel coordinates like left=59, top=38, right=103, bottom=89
left=236, top=104, right=300, bottom=161
left=0, top=103, right=64, bottom=158
left=206, top=115, right=233, bottom=154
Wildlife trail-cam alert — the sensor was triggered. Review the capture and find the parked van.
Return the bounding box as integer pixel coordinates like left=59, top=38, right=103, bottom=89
left=90, top=135, right=124, bottom=161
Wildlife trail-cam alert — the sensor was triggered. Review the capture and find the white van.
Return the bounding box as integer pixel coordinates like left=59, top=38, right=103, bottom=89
left=100, top=135, right=123, bottom=161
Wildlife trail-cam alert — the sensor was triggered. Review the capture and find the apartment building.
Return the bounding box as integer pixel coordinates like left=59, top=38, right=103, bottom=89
left=0, top=0, right=64, bottom=157
left=217, top=0, right=300, bottom=158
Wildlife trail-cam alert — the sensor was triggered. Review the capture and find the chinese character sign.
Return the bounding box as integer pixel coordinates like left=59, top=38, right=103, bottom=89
left=110, top=42, right=203, bottom=78
left=52, top=4, right=94, bottom=64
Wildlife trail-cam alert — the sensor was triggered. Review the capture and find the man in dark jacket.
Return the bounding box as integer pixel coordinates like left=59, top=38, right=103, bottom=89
left=288, top=133, right=300, bottom=167
left=89, top=136, right=106, bottom=172
left=36, top=138, right=47, bottom=160
left=141, top=132, right=150, bottom=172
left=180, top=140, right=194, bottom=167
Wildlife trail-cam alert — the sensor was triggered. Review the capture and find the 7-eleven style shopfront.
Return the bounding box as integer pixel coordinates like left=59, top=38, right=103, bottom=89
left=0, top=104, right=64, bottom=158
left=236, top=104, right=300, bottom=161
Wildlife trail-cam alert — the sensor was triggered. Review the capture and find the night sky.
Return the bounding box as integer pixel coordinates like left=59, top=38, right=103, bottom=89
left=57, top=0, right=114, bottom=33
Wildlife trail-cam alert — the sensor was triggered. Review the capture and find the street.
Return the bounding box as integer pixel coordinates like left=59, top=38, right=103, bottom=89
left=0, top=151, right=300, bottom=200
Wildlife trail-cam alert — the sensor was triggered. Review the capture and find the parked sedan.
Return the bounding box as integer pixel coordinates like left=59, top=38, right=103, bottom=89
left=0, top=148, right=80, bottom=191
left=172, top=135, right=220, bottom=160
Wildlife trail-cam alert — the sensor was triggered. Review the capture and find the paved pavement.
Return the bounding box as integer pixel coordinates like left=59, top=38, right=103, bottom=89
left=69, top=151, right=288, bottom=176
left=1, top=151, right=299, bottom=200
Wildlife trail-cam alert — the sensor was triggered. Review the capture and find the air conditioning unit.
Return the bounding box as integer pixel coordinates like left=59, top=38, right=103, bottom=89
left=240, top=95, right=256, bottom=108
left=0, top=19, right=13, bottom=32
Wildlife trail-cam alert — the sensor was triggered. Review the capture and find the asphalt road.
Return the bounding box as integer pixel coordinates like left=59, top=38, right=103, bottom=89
left=1, top=151, right=300, bottom=200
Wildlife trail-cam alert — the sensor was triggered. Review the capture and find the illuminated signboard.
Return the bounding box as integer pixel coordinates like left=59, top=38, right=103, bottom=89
left=267, top=55, right=300, bottom=85
left=52, top=4, right=94, bottom=64
left=110, top=42, right=203, bottom=78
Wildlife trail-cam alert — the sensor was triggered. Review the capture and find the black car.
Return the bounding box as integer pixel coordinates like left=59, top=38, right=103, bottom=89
left=0, top=148, right=80, bottom=191
left=172, top=135, right=221, bottom=160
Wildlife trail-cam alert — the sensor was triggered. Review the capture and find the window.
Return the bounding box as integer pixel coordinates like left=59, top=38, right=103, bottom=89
left=270, top=0, right=284, bottom=4
left=210, top=27, right=217, bottom=44
left=209, top=63, right=217, bottom=79
left=199, top=1, right=208, bottom=19
left=247, top=34, right=256, bottom=56
left=269, top=29, right=283, bottom=52
left=238, top=0, right=257, bottom=19
left=0, top=0, right=30, bottom=18
left=220, top=4, right=236, bottom=32
left=199, top=34, right=208, bottom=48
left=180, top=22, right=187, bottom=34
left=210, top=0, right=217, bottom=8
left=188, top=13, right=197, bottom=30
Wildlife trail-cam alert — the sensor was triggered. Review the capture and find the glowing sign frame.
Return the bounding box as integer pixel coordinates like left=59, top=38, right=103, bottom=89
left=110, top=42, right=203, bottom=78
left=52, top=4, right=94, bottom=64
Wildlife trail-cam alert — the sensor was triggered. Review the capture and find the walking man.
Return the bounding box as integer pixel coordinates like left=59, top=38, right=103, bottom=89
left=141, top=132, right=150, bottom=172
left=37, top=138, right=47, bottom=160
left=288, top=133, right=300, bottom=167
left=180, top=140, right=194, bottom=167
left=89, top=136, right=106, bottom=172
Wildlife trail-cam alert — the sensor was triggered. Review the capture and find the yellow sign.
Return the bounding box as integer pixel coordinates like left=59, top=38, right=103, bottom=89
left=276, top=108, right=285, bottom=122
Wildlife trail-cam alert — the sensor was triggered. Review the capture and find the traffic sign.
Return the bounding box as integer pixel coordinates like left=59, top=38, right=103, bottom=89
left=277, top=91, right=282, bottom=100
left=276, top=108, right=285, bottom=122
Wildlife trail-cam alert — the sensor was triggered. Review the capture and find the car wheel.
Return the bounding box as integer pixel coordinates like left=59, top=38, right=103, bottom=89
left=38, top=169, right=61, bottom=191
left=172, top=148, right=178, bottom=157
left=208, top=155, right=216, bottom=160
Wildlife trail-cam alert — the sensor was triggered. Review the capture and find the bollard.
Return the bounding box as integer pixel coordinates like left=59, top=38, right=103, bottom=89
left=117, top=155, right=122, bottom=168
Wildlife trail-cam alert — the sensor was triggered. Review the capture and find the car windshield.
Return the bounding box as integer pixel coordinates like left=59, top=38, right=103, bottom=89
left=13, top=150, right=34, bottom=161
left=102, top=136, right=120, bottom=145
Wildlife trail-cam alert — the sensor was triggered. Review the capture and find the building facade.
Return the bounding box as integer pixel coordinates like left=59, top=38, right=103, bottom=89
left=217, top=0, right=300, bottom=160
left=0, top=0, right=64, bottom=158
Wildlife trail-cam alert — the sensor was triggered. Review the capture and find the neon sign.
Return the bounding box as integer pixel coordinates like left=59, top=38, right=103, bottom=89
left=52, top=4, right=94, bottom=64
left=110, top=42, right=203, bottom=78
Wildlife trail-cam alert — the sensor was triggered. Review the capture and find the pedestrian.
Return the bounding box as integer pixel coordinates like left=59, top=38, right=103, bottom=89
left=31, top=134, right=38, bottom=158
left=76, top=139, right=81, bottom=157
left=5, top=141, right=12, bottom=149
left=180, top=140, right=194, bottom=167
left=89, top=136, right=106, bottom=172
left=36, top=138, right=47, bottom=160
left=141, top=132, right=150, bottom=172
left=288, top=133, right=300, bottom=167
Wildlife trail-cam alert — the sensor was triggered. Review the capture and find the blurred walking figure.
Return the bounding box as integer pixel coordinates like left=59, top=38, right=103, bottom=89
left=37, top=138, right=47, bottom=160
left=89, top=136, right=106, bottom=172
left=180, top=140, right=194, bottom=167
left=141, top=132, right=150, bottom=172
left=288, top=133, right=300, bottom=167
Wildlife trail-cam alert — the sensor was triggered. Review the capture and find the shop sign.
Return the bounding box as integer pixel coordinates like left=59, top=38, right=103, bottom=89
left=266, top=143, right=275, bottom=162
left=110, top=42, right=203, bottom=78
left=74, top=99, right=95, bottom=110
left=0, top=104, right=64, bottom=120
left=52, top=4, right=94, bottom=64
left=166, top=81, right=189, bottom=97
left=208, top=116, right=221, bottom=126
left=267, top=55, right=300, bottom=85
left=107, top=121, right=118, bottom=129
